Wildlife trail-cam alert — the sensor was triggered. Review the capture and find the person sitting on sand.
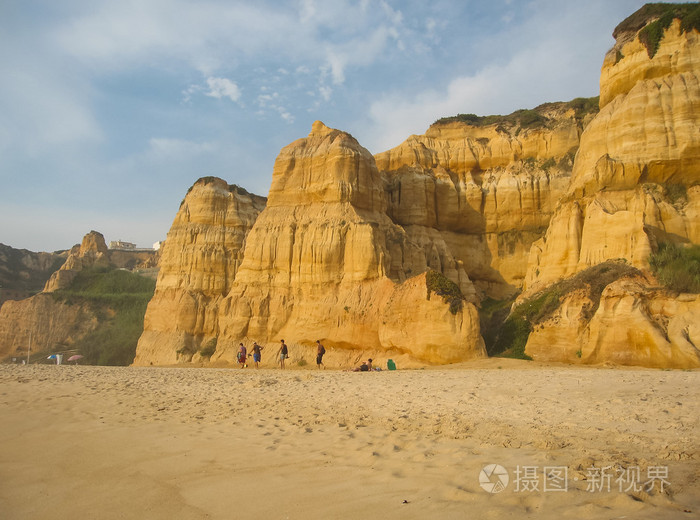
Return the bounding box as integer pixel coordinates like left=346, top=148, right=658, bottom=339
left=366, top=358, right=373, bottom=370
left=251, top=342, right=263, bottom=369
left=237, top=343, right=248, bottom=368
left=277, top=339, right=288, bottom=369
left=352, top=361, right=369, bottom=372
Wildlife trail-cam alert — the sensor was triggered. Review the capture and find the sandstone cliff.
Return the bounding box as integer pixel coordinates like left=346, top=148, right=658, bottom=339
left=526, top=15, right=700, bottom=290
left=133, top=178, right=267, bottom=365
left=375, top=100, right=595, bottom=298
left=0, top=294, right=100, bottom=362
left=516, top=5, right=700, bottom=367
left=43, top=231, right=159, bottom=292
left=0, top=244, right=64, bottom=306
left=135, top=122, right=486, bottom=366
left=44, top=231, right=111, bottom=292
left=133, top=4, right=700, bottom=369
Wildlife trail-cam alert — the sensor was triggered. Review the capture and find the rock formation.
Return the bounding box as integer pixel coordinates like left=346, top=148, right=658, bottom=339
left=0, top=294, right=100, bottom=362
left=133, top=178, right=267, bottom=365
left=376, top=101, right=594, bottom=298
left=518, top=6, right=700, bottom=367
left=0, top=244, right=64, bottom=306
left=134, top=122, right=485, bottom=366
left=133, top=4, right=700, bottom=369
left=526, top=15, right=700, bottom=290
left=44, top=231, right=112, bottom=292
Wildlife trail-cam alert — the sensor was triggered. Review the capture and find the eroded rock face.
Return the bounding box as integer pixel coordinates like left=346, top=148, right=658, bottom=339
left=0, top=294, right=99, bottom=362
left=375, top=104, right=587, bottom=297
left=43, top=231, right=111, bottom=292
left=519, top=10, right=700, bottom=368
left=525, top=277, right=700, bottom=369
left=134, top=122, right=486, bottom=366
left=133, top=178, right=266, bottom=366
left=526, top=19, right=700, bottom=291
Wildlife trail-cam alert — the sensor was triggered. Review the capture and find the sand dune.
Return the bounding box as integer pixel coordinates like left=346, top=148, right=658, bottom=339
left=0, top=361, right=697, bottom=519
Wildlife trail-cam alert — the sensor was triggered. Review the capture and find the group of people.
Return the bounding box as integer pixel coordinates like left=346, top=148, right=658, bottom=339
left=236, top=339, right=327, bottom=370
left=234, top=339, right=390, bottom=371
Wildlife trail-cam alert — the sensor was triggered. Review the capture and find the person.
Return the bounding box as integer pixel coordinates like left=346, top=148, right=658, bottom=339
left=366, top=358, right=373, bottom=370
left=316, top=340, right=326, bottom=369
left=278, top=339, right=288, bottom=369
left=352, top=361, right=369, bottom=372
left=237, top=343, right=247, bottom=368
left=251, top=342, right=263, bottom=369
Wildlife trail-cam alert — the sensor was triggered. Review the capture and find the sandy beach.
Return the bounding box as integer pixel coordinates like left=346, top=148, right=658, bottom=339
left=0, top=361, right=698, bottom=519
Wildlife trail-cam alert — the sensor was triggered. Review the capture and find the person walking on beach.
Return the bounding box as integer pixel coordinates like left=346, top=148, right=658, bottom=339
left=251, top=342, right=263, bottom=369
left=316, top=340, right=326, bottom=369
left=237, top=343, right=247, bottom=368
left=278, top=339, right=288, bottom=369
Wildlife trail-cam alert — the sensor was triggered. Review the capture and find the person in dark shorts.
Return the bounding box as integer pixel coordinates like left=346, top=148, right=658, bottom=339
left=316, top=340, right=326, bottom=369
left=251, top=342, right=263, bottom=369
left=278, top=339, right=288, bottom=369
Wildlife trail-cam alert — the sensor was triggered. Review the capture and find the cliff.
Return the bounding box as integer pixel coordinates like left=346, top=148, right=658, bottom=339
left=516, top=5, right=700, bottom=367
left=0, top=231, right=157, bottom=364
left=133, top=178, right=267, bottom=365
left=375, top=100, right=596, bottom=299
left=0, top=244, right=64, bottom=306
left=0, top=294, right=100, bottom=362
left=526, top=13, right=700, bottom=289
left=134, top=122, right=485, bottom=366
left=132, top=4, right=700, bottom=369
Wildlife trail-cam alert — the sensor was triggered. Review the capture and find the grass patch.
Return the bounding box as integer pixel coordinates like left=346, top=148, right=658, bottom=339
left=482, top=260, right=642, bottom=359
left=649, top=242, right=700, bottom=293
left=51, top=267, right=156, bottom=365
left=426, top=270, right=464, bottom=315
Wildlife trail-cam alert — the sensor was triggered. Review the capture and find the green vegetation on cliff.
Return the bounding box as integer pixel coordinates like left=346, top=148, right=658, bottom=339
left=433, top=97, right=599, bottom=130
left=52, top=267, right=156, bottom=365
left=482, top=260, right=643, bottom=359
left=650, top=242, right=700, bottom=293
left=426, top=270, right=464, bottom=315
left=614, top=3, right=700, bottom=58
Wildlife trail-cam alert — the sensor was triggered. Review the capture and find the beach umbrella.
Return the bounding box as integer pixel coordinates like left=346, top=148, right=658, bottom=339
left=68, top=355, right=83, bottom=365
left=47, top=354, right=56, bottom=360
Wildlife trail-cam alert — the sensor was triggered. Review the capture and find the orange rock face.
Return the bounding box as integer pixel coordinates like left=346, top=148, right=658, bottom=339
left=521, top=12, right=700, bottom=368
left=135, top=123, right=486, bottom=366
left=526, top=20, right=700, bottom=291
left=375, top=104, right=587, bottom=297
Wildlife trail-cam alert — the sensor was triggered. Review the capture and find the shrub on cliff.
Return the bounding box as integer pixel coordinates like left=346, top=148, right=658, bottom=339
left=649, top=242, right=700, bottom=293
left=425, top=270, right=464, bottom=315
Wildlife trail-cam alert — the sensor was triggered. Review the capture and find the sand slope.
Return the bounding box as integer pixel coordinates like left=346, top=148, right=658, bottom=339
left=0, top=362, right=698, bottom=519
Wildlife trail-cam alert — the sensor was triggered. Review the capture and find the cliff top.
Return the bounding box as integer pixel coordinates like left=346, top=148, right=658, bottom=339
left=432, top=96, right=599, bottom=130
left=613, top=3, right=700, bottom=57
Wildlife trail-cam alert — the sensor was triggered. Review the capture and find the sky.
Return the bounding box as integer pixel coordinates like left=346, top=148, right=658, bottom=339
left=0, top=0, right=672, bottom=252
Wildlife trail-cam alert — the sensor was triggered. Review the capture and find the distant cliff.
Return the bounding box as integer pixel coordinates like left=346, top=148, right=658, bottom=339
left=0, top=231, right=157, bottom=364
left=0, top=244, right=65, bottom=306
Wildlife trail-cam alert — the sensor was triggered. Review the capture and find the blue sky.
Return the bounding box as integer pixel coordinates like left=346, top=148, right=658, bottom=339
left=0, top=0, right=665, bottom=252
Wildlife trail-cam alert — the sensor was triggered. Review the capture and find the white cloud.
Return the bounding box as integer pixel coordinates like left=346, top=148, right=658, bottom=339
left=205, top=77, right=241, bottom=102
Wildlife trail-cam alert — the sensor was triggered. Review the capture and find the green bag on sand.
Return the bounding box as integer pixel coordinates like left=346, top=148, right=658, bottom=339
left=387, top=359, right=396, bottom=371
